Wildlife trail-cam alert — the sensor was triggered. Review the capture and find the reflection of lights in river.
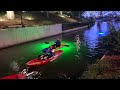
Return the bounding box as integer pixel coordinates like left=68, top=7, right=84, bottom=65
left=10, top=61, right=19, bottom=72
left=98, top=32, right=105, bottom=35
left=75, top=34, right=81, bottom=51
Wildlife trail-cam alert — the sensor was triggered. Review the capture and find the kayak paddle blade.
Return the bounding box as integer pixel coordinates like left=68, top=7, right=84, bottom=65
left=45, top=42, right=49, bottom=44
left=65, top=45, right=69, bottom=47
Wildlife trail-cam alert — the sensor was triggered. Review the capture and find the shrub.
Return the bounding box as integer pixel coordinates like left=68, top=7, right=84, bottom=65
left=80, top=59, right=120, bottom=79
left=99, top=25, right=120, bottom=55
left=80, top=60, right=116, bottom=79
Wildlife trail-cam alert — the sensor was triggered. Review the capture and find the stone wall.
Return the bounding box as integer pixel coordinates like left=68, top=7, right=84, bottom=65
left=0, top=24, right=62, bottom=49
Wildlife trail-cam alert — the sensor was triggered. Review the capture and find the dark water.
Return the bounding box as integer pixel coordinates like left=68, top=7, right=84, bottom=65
left=0, top=21, right=115, bottom=79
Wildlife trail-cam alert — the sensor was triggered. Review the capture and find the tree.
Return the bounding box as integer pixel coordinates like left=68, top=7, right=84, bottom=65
left=6, top=11, right=15, bottom=20
left=99, top=25, right=120, bottom=55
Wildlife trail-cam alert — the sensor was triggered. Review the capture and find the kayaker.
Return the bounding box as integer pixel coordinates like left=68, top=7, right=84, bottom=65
left=42, top=47, right=50, bottom=54
left=48, top=45, right=55, bottom=58
left=38, top=45, right=55, bottom=60
left=52, top=44, right=57, bottom=49
left=38, top=47, right=50, bottom=60
left=54, top=38, right=61, bottom=47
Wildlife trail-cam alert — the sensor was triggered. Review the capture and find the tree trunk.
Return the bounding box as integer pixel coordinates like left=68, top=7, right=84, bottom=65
left=60, top=11, right=63, bottom=15
left=6, top=11, right=15, bottom=20
left=46, top=11, right=49, bottom=18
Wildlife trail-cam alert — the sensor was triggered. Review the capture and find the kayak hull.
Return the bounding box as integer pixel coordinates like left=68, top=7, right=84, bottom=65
left=0, top=73, right=25, bottom=79
left=26, top=50, right=63, bottom=67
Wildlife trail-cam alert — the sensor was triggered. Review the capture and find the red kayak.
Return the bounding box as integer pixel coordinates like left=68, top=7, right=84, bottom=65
left=0, top=73, right=25, bottom=79
left=26, top=50, right=63, bottom=67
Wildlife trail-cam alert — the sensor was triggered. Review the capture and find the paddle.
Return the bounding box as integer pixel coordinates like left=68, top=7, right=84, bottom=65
left=64, top=45, right=69, bottom=47
left=45, top=42, right=69, bottom=47
left=45, top=42, right=49, bottom=44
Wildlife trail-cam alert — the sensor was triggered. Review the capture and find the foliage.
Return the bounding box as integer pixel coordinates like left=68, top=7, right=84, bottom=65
left=80, top=59, right=120, bottom=79
left=99, top=25, right=120, bottom=55
left=0, top=11, right=6, bottom=16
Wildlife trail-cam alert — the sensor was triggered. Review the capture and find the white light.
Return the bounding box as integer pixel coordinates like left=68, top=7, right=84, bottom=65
left=58, top=15, right=66, bottom=18
left=24, top=16, right=34, bottom=20
left=98, top=32, right=104, bottom=34
left=6, top=11, right=15, bottom=20
left=0, top=18, right=6, bottom=21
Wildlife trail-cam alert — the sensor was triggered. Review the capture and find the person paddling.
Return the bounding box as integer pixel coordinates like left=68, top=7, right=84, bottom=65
left=54, top=38, right=61, bottom=47
left=48, top=45, right=55, bottom=58
left=38, top=45, right=55, bottom=60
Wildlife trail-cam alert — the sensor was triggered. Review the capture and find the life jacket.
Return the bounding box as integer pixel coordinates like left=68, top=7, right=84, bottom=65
left=42, top=48, right=50, bottom=54
left=49, top=48, right=53, bottom=53
left=55, top=40, right=61, bottom=45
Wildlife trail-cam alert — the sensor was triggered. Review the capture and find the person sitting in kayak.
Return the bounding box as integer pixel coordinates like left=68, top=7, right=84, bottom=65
left=42, top=47, right=50, bottom=54
left=54, top=38, right=61, bottom=47
left=48, top=45, right=55, bottom=58
left=52, top=44, right=57, bottom=49
left=38, top=47, right=50, bottom=60
left=38, top=45, right=55, bottom=60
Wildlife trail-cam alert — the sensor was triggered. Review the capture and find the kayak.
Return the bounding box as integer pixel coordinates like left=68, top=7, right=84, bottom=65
left=26, top=50, right=63, bottom=67
left=0, top=73, right=25, bottom=79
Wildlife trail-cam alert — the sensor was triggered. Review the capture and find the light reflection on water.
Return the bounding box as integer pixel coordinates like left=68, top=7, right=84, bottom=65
left=9, top=61, right=19, bottom=72
left=83, top=21, right=109, bottom=63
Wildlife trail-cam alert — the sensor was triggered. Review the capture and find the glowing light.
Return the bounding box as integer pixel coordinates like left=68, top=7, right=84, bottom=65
left=58, top=15, right=66, bottom=18
left=98, top=32, right=105, bottom=35
left=0, top=18, right=6, bottom=21
left=6, top=11, right=15, bottom=20
left=24, top=16, right=34, bottom=20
